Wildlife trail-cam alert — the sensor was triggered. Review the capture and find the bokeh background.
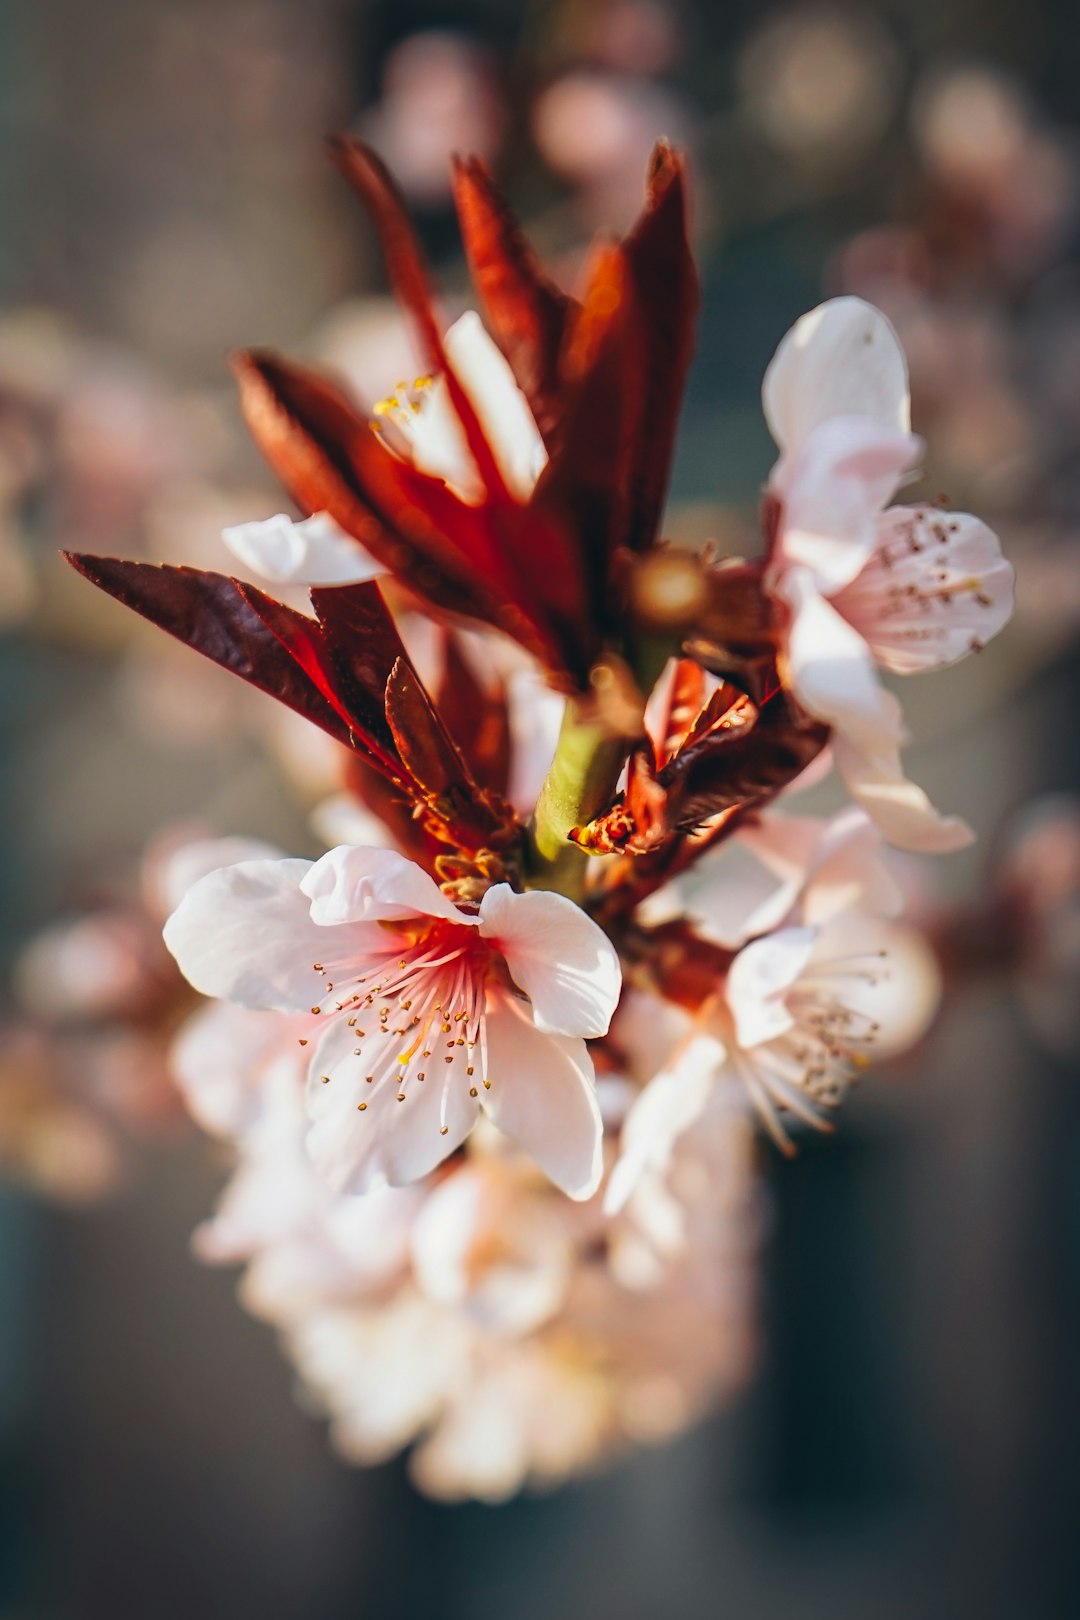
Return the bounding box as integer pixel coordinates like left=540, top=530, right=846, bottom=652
left=2, top=0, right=1080, bottom=1615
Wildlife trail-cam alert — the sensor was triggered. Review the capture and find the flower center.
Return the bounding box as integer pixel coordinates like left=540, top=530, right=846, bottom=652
left=308, top=919, right=496, bottom=1134
left=733, top=947, right=886, bottom=1152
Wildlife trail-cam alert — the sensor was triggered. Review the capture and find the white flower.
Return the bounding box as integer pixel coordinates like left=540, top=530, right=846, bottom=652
left=222, top=510, right=383, bottom=587
left=639, top=805, right=902, bottom=949
left=763, top=296, right=1014, bottom=852
left=220, top=312, right=548, bottom=587
left=607, top=911, right=935, bottom=1211
left=163, top=846, right=621, bottom=1199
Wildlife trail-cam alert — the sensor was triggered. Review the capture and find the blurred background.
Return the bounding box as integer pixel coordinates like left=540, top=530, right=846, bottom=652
left=2, top=0, right=1080, bottom=1615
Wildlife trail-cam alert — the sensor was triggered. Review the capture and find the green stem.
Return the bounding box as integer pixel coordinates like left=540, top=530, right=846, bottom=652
left=525, top=700, right=627, bottom=901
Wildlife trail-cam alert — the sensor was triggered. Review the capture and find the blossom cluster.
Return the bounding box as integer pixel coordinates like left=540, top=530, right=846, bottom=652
left=67, top=140, right=1012, bottom=1497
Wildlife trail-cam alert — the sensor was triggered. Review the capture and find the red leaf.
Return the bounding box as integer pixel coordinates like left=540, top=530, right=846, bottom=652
left=619, top=142, right=699, bottom=556
left=233, top=351, right=520, bottom=625
left=384, top=658, right=516, bottom=849
left=450, top=155, right=574, bottom=441
left=234, top=349, right=588, bottom=683
left=432, top=630, right=512, bottom=799
left=63, top=553, right=354, bottom=747
left=327, top=136, right=513, bottom=505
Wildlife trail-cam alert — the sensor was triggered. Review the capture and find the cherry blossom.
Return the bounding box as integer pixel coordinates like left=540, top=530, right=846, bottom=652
left=607, top=908, right=938, bottom=1211
left=763, top=296, right=1014, bottom=851
left=163, top=846, right=620, bottom=1199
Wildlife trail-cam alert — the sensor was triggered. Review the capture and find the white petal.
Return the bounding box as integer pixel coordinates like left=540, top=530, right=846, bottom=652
left=604, top=1032, right=724, bottom=1214
left=479, top=995, right=603, bottom=1200
left=831, top=730, right=974, bottom=853
left=478, top=885, right=621, bottom=1038
left=304, top=1015, right=479, bottom=1195
left=725, top=926, right=818, bottom=1048
left=832, top=506, right=1015, bottom=674
left=778, top=567, right=901, bottom=753
left=815, top=915, right=943, bottom=1058
left=163, top=858, right=327, bottom=1012
left=770, top=416, right=923, bottom=593
left=300, top=846, right=464, bottom=927
left=151, top=834, right=284, bottom=919
left=763, top=297, right=910, bottom=455
left=222, top=511, right=383, bottom=586
left=679, top=839, right=808, bottom=950
left=444, top=312, right=548, bottom=502
left=790, top=806, right=903, bottom=925
left=170, top=1001, right=305, bottom=1139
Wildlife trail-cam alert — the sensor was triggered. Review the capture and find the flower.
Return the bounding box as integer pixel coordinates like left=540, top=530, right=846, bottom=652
left=163, top=846, right=621, bottom=1199
left=607, top=906, right=936, bottom=1211
left=762, top=296, right=1014, bottom=851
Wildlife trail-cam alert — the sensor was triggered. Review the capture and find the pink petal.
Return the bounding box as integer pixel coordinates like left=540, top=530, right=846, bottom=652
left=770, top=416, right=923, bottom=594
left=222, top=510, right=384, bottom=586
left=478, top=884, right=621, bottom=1038
left=604, top=1031, right=724, bottom=1214
left=163, top=857, right=330, bottom=1012
left=300, top=845, right=465, bottom=927
left=763, top=297, right=910, bottom=455
left=831, top=731, right=974, bottom=853
left=304, top=1013, right=479, bottom=1195
left=832, top=506, right=1015, bottom=674
left=479, top=995, right=603, bottom=1200
left=725, top=926, right=818, bottom=1048
left=778, top=566, right=901, bottom=752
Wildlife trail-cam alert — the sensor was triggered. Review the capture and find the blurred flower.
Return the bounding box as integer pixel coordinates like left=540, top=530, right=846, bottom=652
left=359, top=32, right=506, bottom=207
left=532, top=72, right=692, bottom=224
left=738, top=6, right=900, bottom=171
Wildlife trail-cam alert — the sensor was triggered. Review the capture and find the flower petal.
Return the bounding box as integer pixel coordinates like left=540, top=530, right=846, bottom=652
left=725, top=926, right=818, bottom=1048
left=770, top=417, right=923, bottom=593
left=763, top=297, right=910, bottom=455
left=444, top=312, right=548, bottom=502
left=479, top=995, right=603, bottom=1200
left=831, top=730, right=974, bottom=853
left=170, top=1001, right=306, bottom=1139
left=478, top=885, right=621, bottom=1038
left=604, top=1031, right=724, bottom=1214
left=304, top=1014, right=479, bottom=1195
left=300, top=845, right=464, bottom=927
left=778, top=566, right=901, bottom=753
left=832, top=506, right=1015, bottom=674
left=163, top=858, right=326, bottom=1012
left=222, top=511, right=384, bottom=586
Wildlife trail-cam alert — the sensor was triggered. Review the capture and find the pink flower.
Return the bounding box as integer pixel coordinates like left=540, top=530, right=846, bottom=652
left=607, top=908, right=940, bottom=1212
left=163, top=847, right=620, bottom=1199
left=763, top=297, right=1014, bottom=851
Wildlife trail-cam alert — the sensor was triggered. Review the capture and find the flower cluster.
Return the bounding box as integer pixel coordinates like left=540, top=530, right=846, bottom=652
left=66, top=139, right=1012, bottom=1495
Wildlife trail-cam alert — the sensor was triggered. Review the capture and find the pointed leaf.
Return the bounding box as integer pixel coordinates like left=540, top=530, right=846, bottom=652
left=63, top=554, right=354, bottom=746
left=451, top=155, right=574, bottom=440
left=384, top=658, right=516, bottom=849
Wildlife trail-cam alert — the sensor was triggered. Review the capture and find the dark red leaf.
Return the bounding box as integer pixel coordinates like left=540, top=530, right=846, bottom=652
left=433, top=631, right=512, bottom=800
left=63, top=553, right=354, bottom=747
left=234, top=349, right=589, bottom=683
left=384, top=658, right=516, bottom=849
left=571, top=688, right=826, bottom=855
left=450, top=155, right=574, bottom=441
left=327, top=136, right=514, bottom=504
left=326, top=135, right=445, bottom=372
left=619, top=142, right=699, bottom=556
